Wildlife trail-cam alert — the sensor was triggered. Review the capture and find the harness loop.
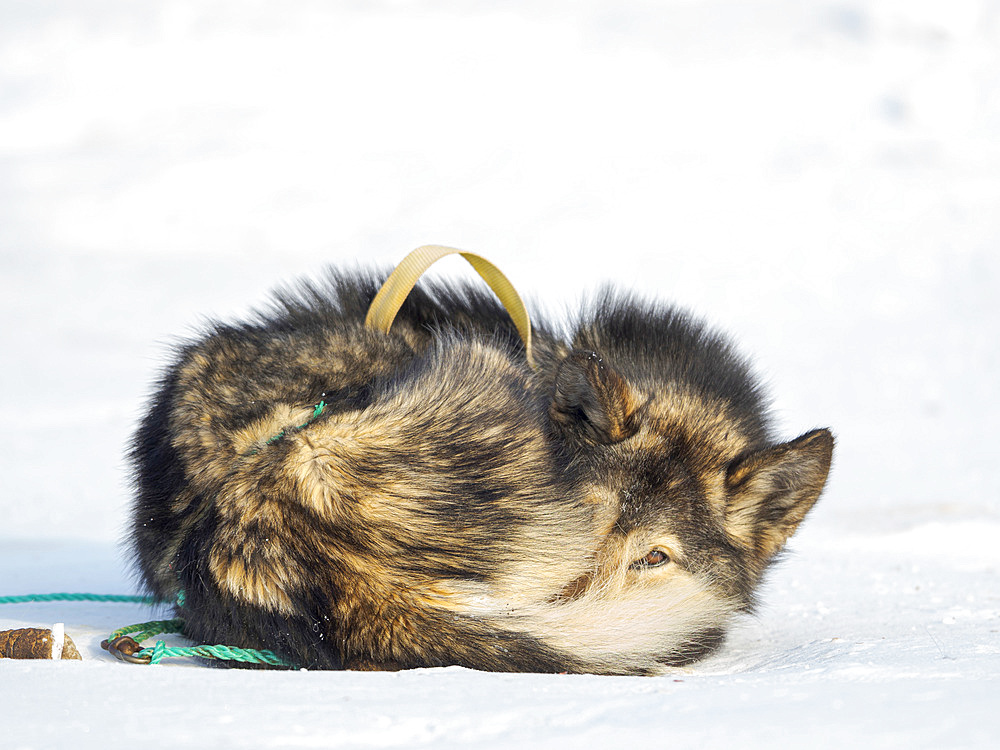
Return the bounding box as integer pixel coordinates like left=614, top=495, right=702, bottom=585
left=365, top=245, right=535, bottom=368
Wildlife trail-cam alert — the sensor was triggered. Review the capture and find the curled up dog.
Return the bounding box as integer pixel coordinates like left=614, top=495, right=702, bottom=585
left=129, top=249, right=833, bottom=675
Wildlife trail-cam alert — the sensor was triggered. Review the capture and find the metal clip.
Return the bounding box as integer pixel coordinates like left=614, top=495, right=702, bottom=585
left=101, top=635, right=152, bottom=664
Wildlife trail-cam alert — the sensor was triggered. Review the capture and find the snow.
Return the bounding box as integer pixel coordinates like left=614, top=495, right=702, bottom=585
left=2, top=1, right=998, bottom=747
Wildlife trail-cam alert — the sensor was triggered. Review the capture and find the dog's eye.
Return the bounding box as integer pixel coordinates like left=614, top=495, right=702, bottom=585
left=633, top=549, right=670, bottom=568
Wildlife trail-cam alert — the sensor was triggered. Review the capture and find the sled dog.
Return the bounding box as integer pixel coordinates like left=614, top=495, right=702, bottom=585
left=129, top=265, right=833, bottom=674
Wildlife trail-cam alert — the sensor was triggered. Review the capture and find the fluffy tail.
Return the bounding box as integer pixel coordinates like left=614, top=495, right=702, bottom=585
left=486, top=574, right=737, bottom=675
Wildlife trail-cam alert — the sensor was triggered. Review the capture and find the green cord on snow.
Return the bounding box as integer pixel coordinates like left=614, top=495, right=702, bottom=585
left=106, top=617, right=297, bottom=667
left=3, top=593, right=297, bottom=668
left=0, top=593, right=161, bottom=605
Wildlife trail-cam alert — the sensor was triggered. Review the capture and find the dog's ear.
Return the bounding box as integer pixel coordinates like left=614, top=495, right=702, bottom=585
left=725, top=429, right=834, bottom=560
left=550, top=350, right=638, bottom=444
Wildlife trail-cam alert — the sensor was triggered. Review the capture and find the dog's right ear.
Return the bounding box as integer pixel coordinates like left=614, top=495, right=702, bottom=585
left=550, top=350, right=638, bottom=444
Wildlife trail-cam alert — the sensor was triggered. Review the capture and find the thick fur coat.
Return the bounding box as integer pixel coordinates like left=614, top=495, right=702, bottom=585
left=129, top=268, right=833, bottom=674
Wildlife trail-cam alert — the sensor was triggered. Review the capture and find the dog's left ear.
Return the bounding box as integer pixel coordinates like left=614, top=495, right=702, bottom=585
left=549, top=350, right=639, bottom=444
left=725, top=428, right=834, bottom=559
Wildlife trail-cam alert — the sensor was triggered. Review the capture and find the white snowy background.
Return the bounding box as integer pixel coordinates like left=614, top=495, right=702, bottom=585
left=1, top=1, right=998, bottom=747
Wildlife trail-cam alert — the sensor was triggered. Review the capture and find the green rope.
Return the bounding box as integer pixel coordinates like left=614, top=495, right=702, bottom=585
left=108, top=617, right=186, bottom=643
left=3, top=593, right=296, bottom=668
left=0, top=593, right=161, bottom=605
left=142, top=642, right=294, bottom=666
left=109, top=617, right=296, bottom=667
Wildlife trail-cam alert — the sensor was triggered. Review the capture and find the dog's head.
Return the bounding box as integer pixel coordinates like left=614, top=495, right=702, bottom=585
left=548, top=345, right=833, bottom=663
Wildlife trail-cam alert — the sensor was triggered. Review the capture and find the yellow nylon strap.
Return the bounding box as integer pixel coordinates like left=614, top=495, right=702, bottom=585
left=365, top=245, right=534, bottom=368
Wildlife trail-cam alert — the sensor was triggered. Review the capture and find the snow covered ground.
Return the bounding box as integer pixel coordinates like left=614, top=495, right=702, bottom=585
left=2, top=1, right=998, bottom=747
